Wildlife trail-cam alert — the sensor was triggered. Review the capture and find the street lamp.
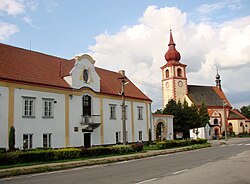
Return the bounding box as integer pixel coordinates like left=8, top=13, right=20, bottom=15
left=118, top=70, right=129, bottom=145
left=223, top=101, right=228, bottom=141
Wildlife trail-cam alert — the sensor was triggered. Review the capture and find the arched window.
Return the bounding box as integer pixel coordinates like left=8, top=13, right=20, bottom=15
left=228, top=123, right=233, bottom=132
left=214, top=118, right=218, bottom=125
left=240, top=122, right=243, bottom=127
left=165, top=69, right=169, bottom=78
left=177, top=68, right=182, bottom=77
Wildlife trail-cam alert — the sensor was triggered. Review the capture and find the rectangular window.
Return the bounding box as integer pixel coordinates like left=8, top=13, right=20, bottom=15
left=109, top=104, right=116, bottom=119
left=115, top=131, right=121, bottom=144
left=22, top=97, right=35, bottom=117
left=74, top=127, right=79, bottom=132
left=138, top=106, right=143, bottom=120
left=43, top=98, right=54, bottom=118
left=23, top=134, right=33, bottom=149
left=43, top=133, right=51, bottom=148
left=139, top=131, right=143, bottom=141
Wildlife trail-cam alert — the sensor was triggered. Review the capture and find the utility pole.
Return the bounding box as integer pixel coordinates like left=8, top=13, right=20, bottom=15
left=223, top=101, right=228, bottom=141
left=118, top=70, right=127, bottom=145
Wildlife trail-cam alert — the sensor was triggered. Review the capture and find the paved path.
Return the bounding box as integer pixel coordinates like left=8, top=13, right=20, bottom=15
left=1, top=138, right=249, bottom=184
left=0, top=138, right=249, bottom=179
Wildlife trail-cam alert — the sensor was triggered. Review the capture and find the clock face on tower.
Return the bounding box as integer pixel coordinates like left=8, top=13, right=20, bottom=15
left=178, top=81, right=183, bottom=87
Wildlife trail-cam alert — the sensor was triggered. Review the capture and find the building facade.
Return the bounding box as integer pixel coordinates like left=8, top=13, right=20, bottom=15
left=161, top=30, right=250, bottom=137
left=0, top=44, right=154, bottom=149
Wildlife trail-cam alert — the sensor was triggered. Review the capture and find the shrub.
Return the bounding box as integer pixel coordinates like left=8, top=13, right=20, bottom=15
left=131, top=143, right=144, bottom=152
left=111, top=145, right=133, bottom=154
left=0, top=152, right=19, bottom=165
left=8, top=126, right=15, bottom=151
left=0, top=148, right=6, bottom=153
left=157, top=139, right=207, bottom=149
left=196, top=138, right=207, bottom=144
left=54, top=148, right=81, bottom=160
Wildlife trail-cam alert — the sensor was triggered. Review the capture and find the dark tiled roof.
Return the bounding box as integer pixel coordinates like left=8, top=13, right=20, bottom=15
left=187, top=85, right=224, bottom=107
left=228, top=109, right=246, bottom=119
left=0, top=43, right=151, bottom=101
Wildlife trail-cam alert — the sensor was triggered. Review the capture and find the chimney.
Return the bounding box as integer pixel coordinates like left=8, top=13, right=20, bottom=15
left=119, top=70, right=125, bottom=76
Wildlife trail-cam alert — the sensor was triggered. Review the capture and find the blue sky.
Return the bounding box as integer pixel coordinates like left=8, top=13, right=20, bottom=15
left=1, top=0, right=250, bottom=110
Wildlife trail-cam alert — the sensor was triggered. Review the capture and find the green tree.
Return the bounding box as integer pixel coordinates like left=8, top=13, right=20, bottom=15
left=163, top=99, right=203, bottom=139
left=182, top=101, right=200, bottom=138
left=163, top=99, right=183, bottom=138
left=199, top=102, right=210, bottom=127
left=154, top=109, right=163, bottom=114
left=9, top=126, right=15, bottom=151
left=240, top=105, right=250, bottom=119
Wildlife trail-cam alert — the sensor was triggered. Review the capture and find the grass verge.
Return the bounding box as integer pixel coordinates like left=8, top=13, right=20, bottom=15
left=0, top=143, right=211, bottom=178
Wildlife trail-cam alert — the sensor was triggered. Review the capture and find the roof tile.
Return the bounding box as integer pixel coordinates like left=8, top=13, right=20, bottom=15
left=0, top=43, right=151, bottom=101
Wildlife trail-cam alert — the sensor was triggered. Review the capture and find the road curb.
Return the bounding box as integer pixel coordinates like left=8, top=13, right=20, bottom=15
left=0, top=144, right=211, bottom=178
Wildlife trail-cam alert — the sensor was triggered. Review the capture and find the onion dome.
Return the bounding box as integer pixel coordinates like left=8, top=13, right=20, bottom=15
left=165, top=30, right=181, bottom=62
left=216, top=71, right=220, bottom=80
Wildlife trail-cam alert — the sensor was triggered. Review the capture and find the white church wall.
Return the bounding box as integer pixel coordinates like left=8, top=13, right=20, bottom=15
left=14, top=89, right=65, bottom=149
left=0, top=86, right=9, bottom=148
left=102, top=98, right=127, bottom=144
left=133, top=102, right=149, bottom=142
left=68, top=93, right=101, bottom=147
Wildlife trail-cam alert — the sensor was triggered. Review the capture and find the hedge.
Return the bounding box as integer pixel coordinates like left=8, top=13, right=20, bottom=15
left=157, top=138, right=207, bottom=149
left=0, top=144, right=142, bottom=166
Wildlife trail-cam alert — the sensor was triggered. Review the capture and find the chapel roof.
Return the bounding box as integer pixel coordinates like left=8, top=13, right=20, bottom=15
left=187, top=85, right=231, bottom=107
left=228, top=109, right=247, bottom=119
left=0, top=43, right=151, bottom=101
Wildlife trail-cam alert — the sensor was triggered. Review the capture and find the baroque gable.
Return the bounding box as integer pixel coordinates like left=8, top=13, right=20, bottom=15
left=64, top=54, right=100, bottom=92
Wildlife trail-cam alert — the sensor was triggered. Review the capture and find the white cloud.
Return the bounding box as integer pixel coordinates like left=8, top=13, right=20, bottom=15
left=89, top=5, right=250, bottom=111
left=0, top=22, right=19, bottom=41
left=0, top=0, right=25, bottom=16
left=197, top=0, right=242, bottom=15
left=0, top=0, right=42, bottom=40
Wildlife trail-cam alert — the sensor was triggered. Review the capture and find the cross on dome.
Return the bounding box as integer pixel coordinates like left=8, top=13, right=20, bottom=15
left=164, top=29, right=181, bottom=63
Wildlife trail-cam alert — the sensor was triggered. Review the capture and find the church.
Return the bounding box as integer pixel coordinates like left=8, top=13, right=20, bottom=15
left=161, top=30, right=250, bottom=137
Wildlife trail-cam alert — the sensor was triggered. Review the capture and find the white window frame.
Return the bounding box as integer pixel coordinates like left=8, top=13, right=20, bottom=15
left=139, top=131, right=143, bottom=141
left=43, top=98, right=54, bottom=118
left=109, top=104, right=116, bottom=119
left=23, top=134, right=33, bottom=149
left=22, top=97, right=35, bottom=117
left=138, top=106, right=143, bottom=120
left=43, top=133, right=52, bottom=148
left=115, top=131, right=121, bottom=144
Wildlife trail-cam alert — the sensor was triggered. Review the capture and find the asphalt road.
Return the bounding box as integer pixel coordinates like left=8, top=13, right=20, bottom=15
left=1, top=138, right=250, bottom=184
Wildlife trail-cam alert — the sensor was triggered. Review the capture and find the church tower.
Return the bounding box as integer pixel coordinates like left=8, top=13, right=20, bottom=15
left=161, top=30, right=188, bottom=107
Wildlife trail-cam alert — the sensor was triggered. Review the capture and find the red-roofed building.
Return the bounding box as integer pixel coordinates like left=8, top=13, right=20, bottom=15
left=0, top=43, right=157, bottom=149
left=161, top=30, right=249, bottom=138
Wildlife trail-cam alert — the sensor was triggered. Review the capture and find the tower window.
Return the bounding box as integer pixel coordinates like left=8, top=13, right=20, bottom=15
left=177, top=68, right=182, bottom=77
left=165, top=69, right=169, bottom=78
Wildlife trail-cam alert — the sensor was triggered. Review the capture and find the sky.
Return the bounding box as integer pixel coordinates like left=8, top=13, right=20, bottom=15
left=1, top=0, right=250, bottom=111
